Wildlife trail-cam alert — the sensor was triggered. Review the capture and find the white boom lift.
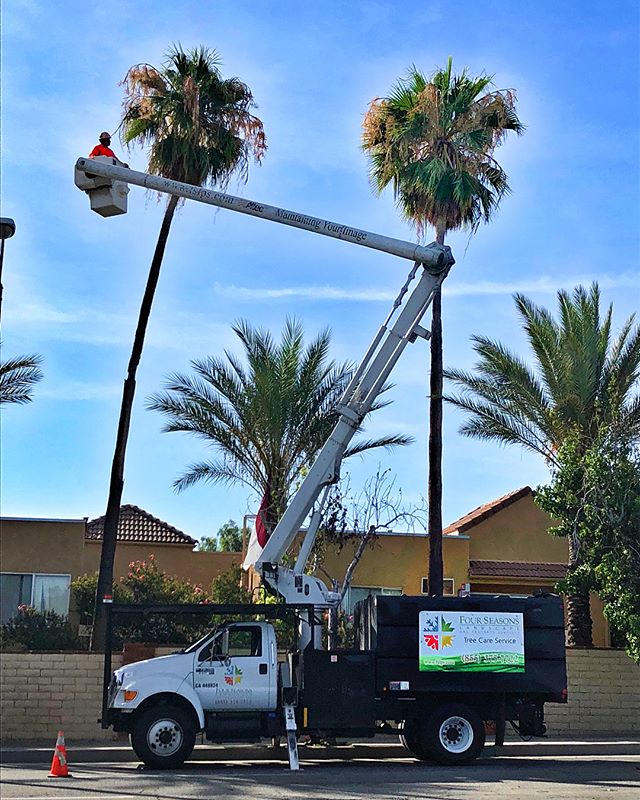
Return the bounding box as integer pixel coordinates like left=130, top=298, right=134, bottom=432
left=75, top=157, right=455, bottom=627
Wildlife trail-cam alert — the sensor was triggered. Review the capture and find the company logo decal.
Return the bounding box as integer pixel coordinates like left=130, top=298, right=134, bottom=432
left=422, top=615, right=455, bottom=651
left=224, top=665, right=243, bottom=685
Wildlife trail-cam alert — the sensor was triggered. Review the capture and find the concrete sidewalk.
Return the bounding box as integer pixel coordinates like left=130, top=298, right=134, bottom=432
left=2, top=737, right=640, bottom=765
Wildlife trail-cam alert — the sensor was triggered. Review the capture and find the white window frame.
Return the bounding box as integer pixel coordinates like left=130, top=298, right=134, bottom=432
left=0, top=572, right=71, bottom=618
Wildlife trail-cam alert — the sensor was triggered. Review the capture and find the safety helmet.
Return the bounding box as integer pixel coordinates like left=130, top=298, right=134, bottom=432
left=99, top=131, right=111, bottom=141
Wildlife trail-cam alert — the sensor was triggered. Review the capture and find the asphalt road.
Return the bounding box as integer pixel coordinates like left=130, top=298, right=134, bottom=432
left=2, top=752, right=640, bottom=800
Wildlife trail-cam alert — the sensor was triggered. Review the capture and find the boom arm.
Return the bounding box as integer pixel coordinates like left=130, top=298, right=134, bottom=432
left=74, top=157, right=455, bottom=609
left=256, top=253, right=452, bottom=606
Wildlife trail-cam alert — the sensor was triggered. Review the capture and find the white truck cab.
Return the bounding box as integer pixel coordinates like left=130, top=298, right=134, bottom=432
left=109, top=621, right=278, bottom=767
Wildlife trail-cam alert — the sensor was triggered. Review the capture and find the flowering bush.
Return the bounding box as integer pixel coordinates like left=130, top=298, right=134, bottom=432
left=72, top=557, right=213, bottom=646
left=121, top=555, right=210, bottom=605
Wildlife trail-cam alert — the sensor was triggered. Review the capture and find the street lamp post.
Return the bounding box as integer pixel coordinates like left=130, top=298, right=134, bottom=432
left=0, top=217, right=17, bottom=323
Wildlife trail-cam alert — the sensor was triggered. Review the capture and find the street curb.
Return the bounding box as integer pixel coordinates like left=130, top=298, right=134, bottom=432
left=3, top=740, right=640, bottom=765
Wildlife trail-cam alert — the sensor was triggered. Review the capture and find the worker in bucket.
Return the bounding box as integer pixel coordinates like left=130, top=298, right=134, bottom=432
left=89, top=132, right=128, bottom=167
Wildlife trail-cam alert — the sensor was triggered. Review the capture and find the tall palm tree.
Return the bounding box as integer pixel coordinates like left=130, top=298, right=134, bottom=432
left=148, top=318, right=412, bottom=532
left=362, top=59, right=523, bottom=594
left=0, top=351, right=43, bottom=404
left=92, top=46, right=266, bottom=650
left=444, top=283, right=640, bottom=645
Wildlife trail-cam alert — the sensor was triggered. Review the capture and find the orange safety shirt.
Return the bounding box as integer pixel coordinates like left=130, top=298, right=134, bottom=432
left=89, top=144, right=116, bottom=158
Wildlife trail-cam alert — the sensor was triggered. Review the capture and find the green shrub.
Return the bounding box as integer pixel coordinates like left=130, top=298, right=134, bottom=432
left=0, top=606, right=80, bottom=651
left=210, top=564, right=252, bottom=604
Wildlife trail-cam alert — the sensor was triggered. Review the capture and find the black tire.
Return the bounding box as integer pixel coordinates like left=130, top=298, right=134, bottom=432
left=420, top=703, right=485, bottom=765
left=131, top=703, right=196, bottom=769
left=399, top=720, right=428, bottom=759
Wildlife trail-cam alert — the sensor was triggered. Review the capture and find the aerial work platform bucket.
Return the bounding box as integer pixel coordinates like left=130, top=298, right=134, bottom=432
left=74, top=155, right=129, bottom=217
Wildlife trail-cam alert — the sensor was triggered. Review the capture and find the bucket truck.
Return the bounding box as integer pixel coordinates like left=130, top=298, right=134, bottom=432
left=76, top=159, right=567, bottom=770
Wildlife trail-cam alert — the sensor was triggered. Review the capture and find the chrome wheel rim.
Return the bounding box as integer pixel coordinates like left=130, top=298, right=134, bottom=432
left=439, top=716, right=473, bottom=753
left=147, top=718, right=183, bottom=756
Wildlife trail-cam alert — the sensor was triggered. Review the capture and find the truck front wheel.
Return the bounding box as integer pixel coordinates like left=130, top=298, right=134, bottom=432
left=131, top=704, right=196, bottom=769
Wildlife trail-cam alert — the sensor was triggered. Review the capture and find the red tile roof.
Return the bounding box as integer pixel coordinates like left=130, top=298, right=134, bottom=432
left=86, top=505, right=197, bottom=546
left=443, top=487, right=533, bottom=535
left=469, top=560, right=567, bottom=579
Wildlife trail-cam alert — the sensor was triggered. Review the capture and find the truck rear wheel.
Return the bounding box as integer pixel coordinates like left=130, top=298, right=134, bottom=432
left=399, top=720, right=428, bottom=759
left=131, top=704, right=196, bottom=769
left=422, top=703, right=485, bottom=765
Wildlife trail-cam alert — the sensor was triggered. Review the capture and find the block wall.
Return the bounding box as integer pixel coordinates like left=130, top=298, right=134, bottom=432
left=545, top=648, right=640, bottom=735
left=1, top=648, right=638, bottom=741
left=1, top=652, right=123, bottom=741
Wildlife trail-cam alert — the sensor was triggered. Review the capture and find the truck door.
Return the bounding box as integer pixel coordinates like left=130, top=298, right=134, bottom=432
left=193, top=624, right=275, bottom=711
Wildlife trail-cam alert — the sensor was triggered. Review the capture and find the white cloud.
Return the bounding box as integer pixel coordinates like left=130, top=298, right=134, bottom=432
left=38, top=380, right=123, bottom=401
left=212, top=271, right=640, bottom=303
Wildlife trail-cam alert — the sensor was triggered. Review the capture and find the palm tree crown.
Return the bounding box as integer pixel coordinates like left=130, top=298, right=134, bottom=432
left=122, top=45, right=266, bottom=188
left=362, top=58, right=524, bottom=237
left=444, top=283, right=640, bottom=460
left=149, top=319, right=412, bottom=524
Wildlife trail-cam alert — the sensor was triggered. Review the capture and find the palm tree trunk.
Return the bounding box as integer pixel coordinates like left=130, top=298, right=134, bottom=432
left=91, top=194, right=180, bottom=652
left=427, top=228, right=446, bottom=596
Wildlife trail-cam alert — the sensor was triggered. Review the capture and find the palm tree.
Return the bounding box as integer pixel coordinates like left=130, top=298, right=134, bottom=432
left=92, top=46, right=266, bottom=650
left=148, top=318, right=412, bottom=532
left=362, top=58, right=523, bottom=594
left=444, top=283, right=640, bottom=645
left=0, top=351, right=43, bottom=404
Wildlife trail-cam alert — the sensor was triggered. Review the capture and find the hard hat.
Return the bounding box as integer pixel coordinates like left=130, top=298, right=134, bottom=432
left=99, top=131, right=111, bottom=140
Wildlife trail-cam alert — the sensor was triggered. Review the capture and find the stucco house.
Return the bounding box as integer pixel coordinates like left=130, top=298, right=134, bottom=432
left=0, top=505, right=239, bottom=625
left=0, top=488, right=612, bottom=646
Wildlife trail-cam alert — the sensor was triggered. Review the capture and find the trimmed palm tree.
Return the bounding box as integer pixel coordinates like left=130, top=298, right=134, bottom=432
left=362, top=58, right=523, bottom=594
left=0, top=351, right=43, bottom=404
left=444, top=283, right=640, bottom=645
left=148, top=318, right=412, bottom=532
left=92, top=46, right=266, bottom=650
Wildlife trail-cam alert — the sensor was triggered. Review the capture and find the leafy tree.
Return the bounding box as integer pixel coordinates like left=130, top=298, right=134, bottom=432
left=210, top=564, right=252, bottom=604
left=444, top=284, right=640, bottom=645
left=149, top=318, right=411, bottom=533
left=198, top=536, right=219, bottom=552
left=536, top=434, right=640, bottom=661
left=216, top=520, right=243, bottom=551
left=0, top=351, right=43, bottom=404
left=92, top=45, right=265, bottom=650
left=362, top=58, right=522, bottom=595
left=198, top=522, right=243, bottom=552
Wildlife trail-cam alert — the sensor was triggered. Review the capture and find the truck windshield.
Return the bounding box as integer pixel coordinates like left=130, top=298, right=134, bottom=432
left=183, top=627, right=219, bottom=655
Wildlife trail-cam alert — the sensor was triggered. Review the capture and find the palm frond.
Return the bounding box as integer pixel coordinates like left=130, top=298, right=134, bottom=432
left=150, top=319, right=409, bottom=512
left=0, top=352, right=44, bottom=405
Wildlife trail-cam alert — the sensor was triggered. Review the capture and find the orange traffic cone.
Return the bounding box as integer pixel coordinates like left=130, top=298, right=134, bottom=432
left=48, top=730, right=71, bottom=778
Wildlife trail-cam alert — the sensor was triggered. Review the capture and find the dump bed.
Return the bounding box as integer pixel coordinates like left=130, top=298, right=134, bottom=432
left=354, top=593, right=566, bottom=700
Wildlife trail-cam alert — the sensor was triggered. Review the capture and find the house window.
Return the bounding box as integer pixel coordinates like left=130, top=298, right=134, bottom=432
left=0, top=573, right=71, bottom=624
left=420, top=577, right=455, bottom=596
left=344, top=585, right=402, bottom=614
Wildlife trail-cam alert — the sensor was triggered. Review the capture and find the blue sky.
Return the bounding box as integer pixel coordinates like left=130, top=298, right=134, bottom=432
left=2, top=0, right=638, bottom=543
